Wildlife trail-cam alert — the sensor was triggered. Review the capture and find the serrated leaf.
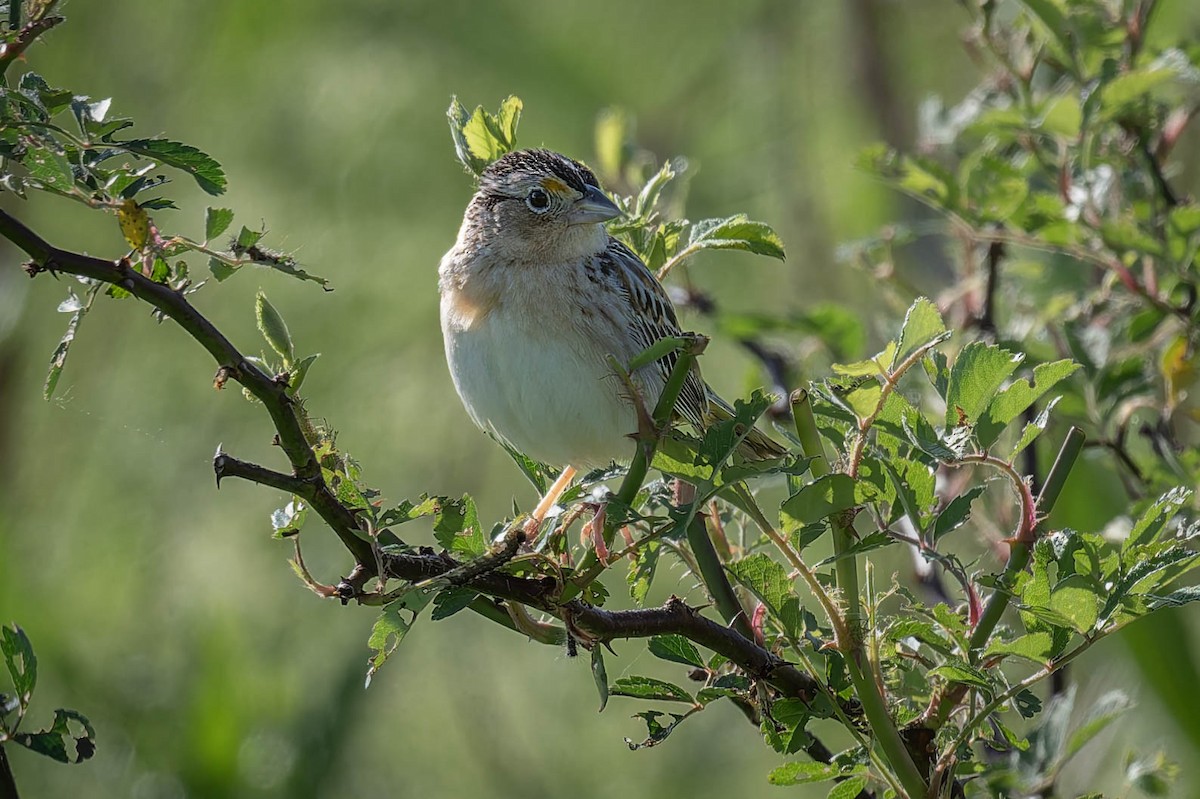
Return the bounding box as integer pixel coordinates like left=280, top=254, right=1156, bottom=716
left=1125, top=487, right=1192, bottom=552
left=120, top=138, right=226, bottom=195
left=726, top=553, right=804, bottom=639
left=761, top=698, right=814, bottom=755
left=985, top=632, right=1055, bottom=664
left=781, top=474, right=864, bottom=527
left=827, top=776, right=869, bottom=799
left=767, top=762, right=844, bottom=785
left=976, top=359, right=1079, bottom=447
left=446, top=96, right=521, bottom=176
left=944, top=341, right=1023, bottom=429
left=627, top=539, right=660, bottom=604
left=12, top=708, right=96, bottom=764
left=610, top=676, right=694, bottom=704
left=932, top=484, right=988, bottom=540
left=929, top=660, right=994, bottom=692
left=236, top=226, right=265, bottom=250
left=648, top=635, right=705, bottom=668
left=365, top=590, right=432, bottom=686
left=255, top=291, right=294, bottom=365
left=893, top=296, right=948, bottom=368
left=687, top=214, right=785, bottom=260
left=205, top=207, right=234, bottom=241
left=23, top=146, right=73, bottom=191
left=208, top=256, right=236, bottom=282
left=432, top=495, right=485, bottom=557
left=1009, top=396, right=1062, bottom=459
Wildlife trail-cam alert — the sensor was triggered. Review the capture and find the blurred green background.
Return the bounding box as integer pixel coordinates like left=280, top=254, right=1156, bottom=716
left=2, top=1, right=1200, bottom=797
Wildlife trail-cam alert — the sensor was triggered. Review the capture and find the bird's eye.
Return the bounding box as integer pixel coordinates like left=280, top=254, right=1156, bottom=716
left=526, top=188, right=551, bottom=212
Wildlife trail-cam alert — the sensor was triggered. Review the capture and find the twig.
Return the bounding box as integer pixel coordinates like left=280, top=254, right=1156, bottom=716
left=0, top=209, right=380, bottom=569
left=372, top=545, right=823, bottom=702
left=921, top=427, right=1086, bottom=732
left=678, top=481, right=753, bottom=639
left=0, top=13, right=62, bottom=78
left=977, top=239, right=1002, bottom=338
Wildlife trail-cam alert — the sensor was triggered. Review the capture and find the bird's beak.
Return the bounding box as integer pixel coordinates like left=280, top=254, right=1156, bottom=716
left=566, top=185, right=621, bottom=226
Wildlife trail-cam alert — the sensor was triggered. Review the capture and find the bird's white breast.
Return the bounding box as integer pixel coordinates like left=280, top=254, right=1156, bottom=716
left=440, top=255, right=639, bottom=468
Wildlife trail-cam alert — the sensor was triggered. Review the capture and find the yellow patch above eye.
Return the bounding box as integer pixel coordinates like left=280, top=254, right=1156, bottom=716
left=540, top=177, right=569, bottom=195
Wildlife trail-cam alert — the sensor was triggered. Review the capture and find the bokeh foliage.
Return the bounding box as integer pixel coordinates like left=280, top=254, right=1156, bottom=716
left=1, top=1, right=1200, bottom=798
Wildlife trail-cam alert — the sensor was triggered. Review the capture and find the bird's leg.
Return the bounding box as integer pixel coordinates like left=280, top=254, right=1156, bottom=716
left=524, top=465, right=577, bottom=542
left=580, top=502, right=610, bottom=565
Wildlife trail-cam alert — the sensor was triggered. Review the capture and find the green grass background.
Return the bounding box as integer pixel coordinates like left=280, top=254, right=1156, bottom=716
left=2, top=1, right=1200, bottom=796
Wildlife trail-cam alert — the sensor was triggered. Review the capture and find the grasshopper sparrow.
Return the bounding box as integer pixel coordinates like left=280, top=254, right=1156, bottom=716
left=439, top=149, right=782, bottom=527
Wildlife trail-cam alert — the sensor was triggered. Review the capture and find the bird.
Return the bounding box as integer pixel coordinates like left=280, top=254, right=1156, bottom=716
left=438, top=148, right=784, bottom=537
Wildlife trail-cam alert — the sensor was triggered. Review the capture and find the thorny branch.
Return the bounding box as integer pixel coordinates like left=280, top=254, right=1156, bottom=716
left=0, top=208, right=829, bottom=710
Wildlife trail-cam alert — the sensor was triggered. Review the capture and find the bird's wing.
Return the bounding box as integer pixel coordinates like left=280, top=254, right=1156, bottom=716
left=598, top=238, right=710, bottom=428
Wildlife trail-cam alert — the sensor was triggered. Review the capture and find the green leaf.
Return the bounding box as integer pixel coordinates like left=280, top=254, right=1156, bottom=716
left=446, top=95, right=522, bottom=176
left=944, top=341, right=1023, bottom=429
left=12, top=708, right=96, bottom=764
left=827, top=776, right=869, bottom=799
left=984, top=631, right=1055, bottom=664
left=287, top=353, right=320, bottom=395
left=1049, top=575, right=1101, bottom=634
left=975, top=359, right=1079, bottom=447
left=929, top=660, right=994, bottom=692
left=932, top=484, right=988, bottom=540
left=205, top=207, right=234, bottom=241
left=648, top=635, right=705, bottom=668
left=236, top=225, right=265, bottom=250
left=120, top=138, right=226, bottom=195
left=1, top=624, right=36, bottom=704
left=255, top=290, right=295, bottom=365
left=1147, top=585, right=1200, bottom=609
left=893, top=297, right=948, bottom=368
left=1125, top=487, right=1192, bottom=552
left=433, top=495, right=485, bottom=558
left=1009, top=396, right=1062, bottom=459
left=781, top=474, right=863, bottom=527
left=627, top=539, right=660, bottom=604
left=816, top=530, right=893, bottom=565
left=609, top=676, right=694, bottom=704
left=591, top=646, right=609, bottom=712
left=767, top=762, right=844, bottom=786
left=1101, top=50, right=1196, bottom=118
left=208, top=256, right=236, bottom=282
left=23, top=146, right=73, bottom=191
left=687, top=214, right=785, bottom=260
left=760, top=698, right=814, bottom=755
left=365, top=590, right=432, bottom=686
left=726, top=553, right=804, bottom=639
left=430, top=587, right=478, bottom=621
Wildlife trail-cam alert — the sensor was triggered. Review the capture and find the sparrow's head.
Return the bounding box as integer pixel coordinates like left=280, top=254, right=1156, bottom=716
left=468, top=149, right=620, bottom=258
